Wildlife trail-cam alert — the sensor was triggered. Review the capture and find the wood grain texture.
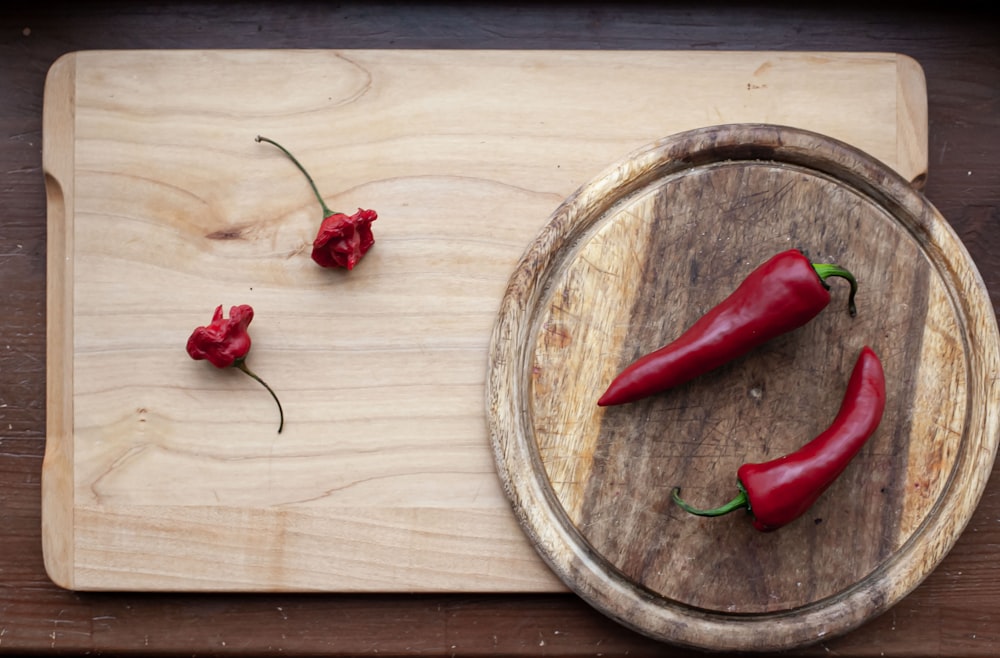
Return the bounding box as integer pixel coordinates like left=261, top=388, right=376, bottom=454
left=487, top=125, right=1000, bottom=651
left=41, top=49, right=929, bottom=593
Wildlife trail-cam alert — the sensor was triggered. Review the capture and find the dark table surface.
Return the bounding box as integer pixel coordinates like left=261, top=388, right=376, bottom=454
left=2, top=3, right=999, bottom=656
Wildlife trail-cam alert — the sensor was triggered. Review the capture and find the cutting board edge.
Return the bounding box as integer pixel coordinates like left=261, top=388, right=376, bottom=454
left=895, top=53, right=929, bottom=188
left=42, top=51, right=78, bottom=590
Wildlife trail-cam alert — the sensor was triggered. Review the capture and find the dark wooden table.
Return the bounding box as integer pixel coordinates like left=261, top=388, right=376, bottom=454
left=2, top=3, right=998, bottom=656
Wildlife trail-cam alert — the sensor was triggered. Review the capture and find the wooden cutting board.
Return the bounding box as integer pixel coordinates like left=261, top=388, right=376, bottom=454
left=43, top=49, right=929, bottom=592
left=487, top=124, right=1000, bottom=650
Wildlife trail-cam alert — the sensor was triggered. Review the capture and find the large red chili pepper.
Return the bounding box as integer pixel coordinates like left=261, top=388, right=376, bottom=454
left=256, top=135, right=377, bottom=270
left=186, top=304, right=284, bottom=433
left=671, top=346, right=885, bottom=532
left=597, top=249, right=857, bottom=407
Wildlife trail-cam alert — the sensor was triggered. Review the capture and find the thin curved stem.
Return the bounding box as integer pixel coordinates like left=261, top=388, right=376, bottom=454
left=256, top=135, right=334, bottom=218
left=234, top=360, right=284, bottom=434
left=812, top=262, right=858, bottom=317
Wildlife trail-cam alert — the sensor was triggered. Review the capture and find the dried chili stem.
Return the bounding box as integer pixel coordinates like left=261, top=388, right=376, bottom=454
left=234, top=359, right=284, bottom=434
left=256, top=135, right=333, bottom=217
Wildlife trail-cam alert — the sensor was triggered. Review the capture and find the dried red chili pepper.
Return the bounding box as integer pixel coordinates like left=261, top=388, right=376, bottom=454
left=311, top=208, right=377, bottom=270
left=672, top=346, right=885, bottom=532
left=597, top=249, right=857, bottom=407
left=186, top=304, right=284, bottom=433
left=256, top=135, right=377, bottom=270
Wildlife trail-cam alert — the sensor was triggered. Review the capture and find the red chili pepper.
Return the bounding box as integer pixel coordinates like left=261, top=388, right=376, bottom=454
left=597, top=249, right=857, bottom=407
left=671, top=346, right=886, bottom=531
left=310, top=208, right=378, bottom=270
left=186, top=304, right=284, bottom=433
left=256, top=135, right=377, bottom=270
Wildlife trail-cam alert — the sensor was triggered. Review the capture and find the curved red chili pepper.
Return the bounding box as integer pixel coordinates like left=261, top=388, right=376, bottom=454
left=672, top=346, right=886, bottom=532
left=597, top=249, right=857, bottom=407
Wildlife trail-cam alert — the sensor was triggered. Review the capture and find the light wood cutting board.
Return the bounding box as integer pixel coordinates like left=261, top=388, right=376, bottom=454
left=43, top=49, right=928, bottom=592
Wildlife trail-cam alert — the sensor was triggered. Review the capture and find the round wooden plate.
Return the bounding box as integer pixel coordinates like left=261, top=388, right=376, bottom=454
left=486, top=124, right=1000, bottom=651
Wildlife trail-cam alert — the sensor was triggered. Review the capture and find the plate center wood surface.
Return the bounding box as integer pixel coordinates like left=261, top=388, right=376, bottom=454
left=487, top=124, right=1000, bottom=651
left=530, top=160, right=947, bottom=613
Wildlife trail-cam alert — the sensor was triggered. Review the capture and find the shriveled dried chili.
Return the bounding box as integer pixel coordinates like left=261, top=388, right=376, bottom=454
left=597, top=249, right=857, bottom=407
left=256, top=135, right=377, bottom=270
left=672, top=346, right=885, bottom=531
left=186, top=304, right=284, bottom=433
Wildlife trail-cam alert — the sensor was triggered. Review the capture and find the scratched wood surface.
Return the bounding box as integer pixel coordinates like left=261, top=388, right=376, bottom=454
left=42, top=49, right=930, bottom=593
left=487, top=125, right=1000, bottom=651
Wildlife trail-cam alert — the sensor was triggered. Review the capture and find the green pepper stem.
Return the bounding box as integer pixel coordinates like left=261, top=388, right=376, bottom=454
left=672, top=486, right=748, bottom=517
left=234, top=359, right=284, bottom=434
left=256, top=135, right=334, bottom=218
left=812, top=262, right=858, bottom=317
